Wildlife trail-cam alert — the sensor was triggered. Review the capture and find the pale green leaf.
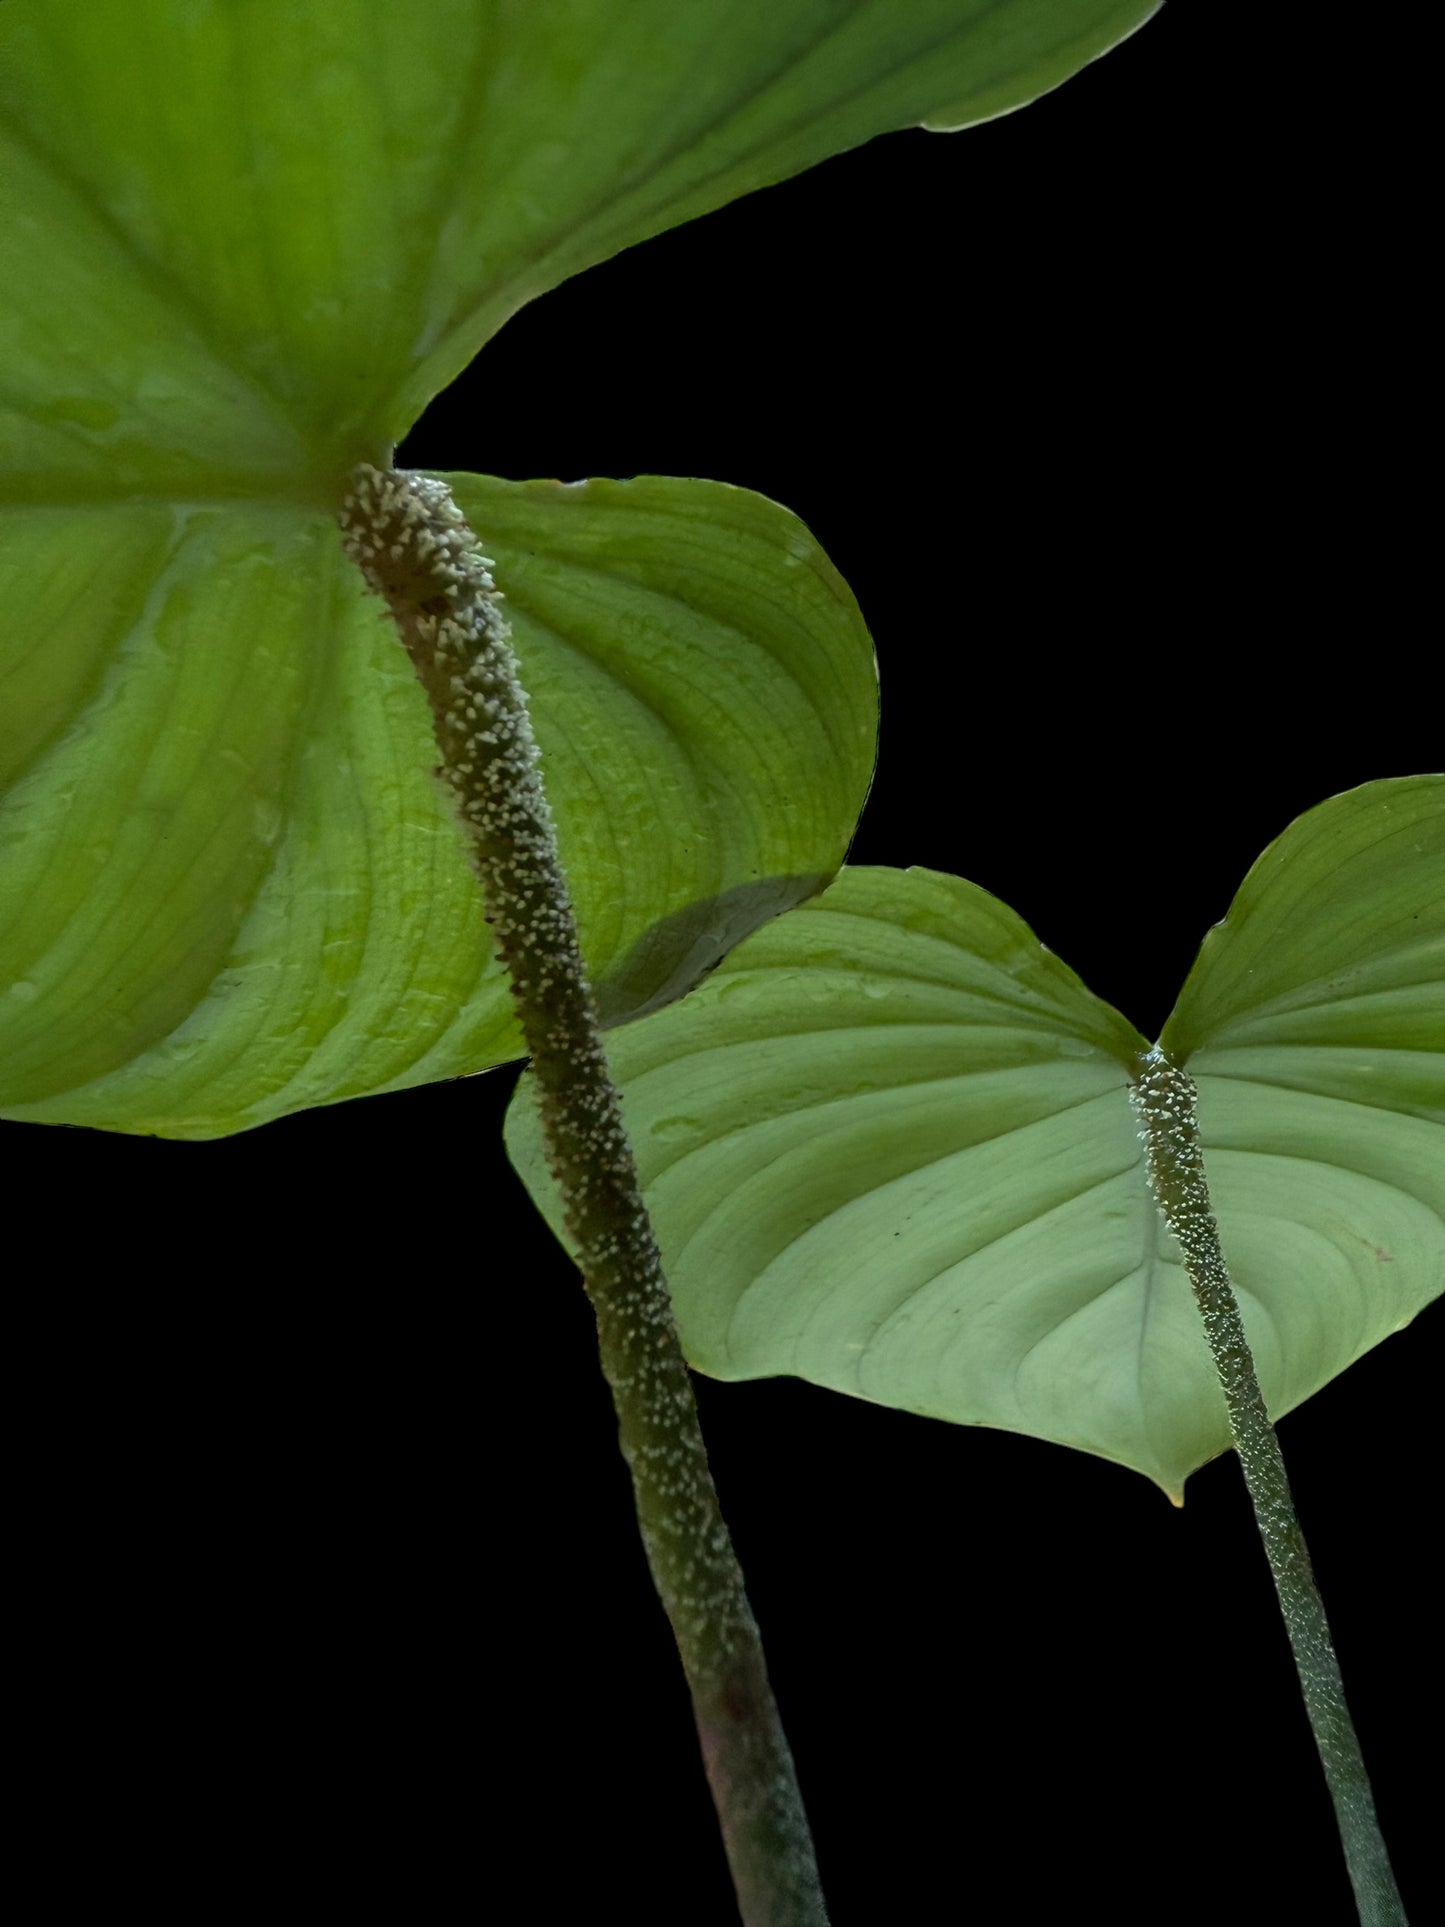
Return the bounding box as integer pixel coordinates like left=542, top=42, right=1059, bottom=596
left=505, top=783, right=1444, bottom=1494
left=1164, top=776, right=1445, bottom=1078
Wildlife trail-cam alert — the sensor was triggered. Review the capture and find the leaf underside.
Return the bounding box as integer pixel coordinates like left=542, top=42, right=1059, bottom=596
left=0, top=476, right=876, bottom=1134
left=0, top=0, right=1157, bottom=1135
left=506, top=779, right=1445, bottom=1494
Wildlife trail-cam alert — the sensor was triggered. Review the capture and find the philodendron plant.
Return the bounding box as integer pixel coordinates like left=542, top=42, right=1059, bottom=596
left=2, top=4, right=1435, bottom=1923
left=511, top=775, right=1442, bottom=1918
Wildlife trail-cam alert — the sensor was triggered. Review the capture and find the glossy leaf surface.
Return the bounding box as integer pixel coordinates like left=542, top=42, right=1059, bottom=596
left=506, top=781, right=1445, bottom=1494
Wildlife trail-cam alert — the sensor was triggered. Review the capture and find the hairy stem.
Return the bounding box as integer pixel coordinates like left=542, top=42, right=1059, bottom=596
left=338, top=464, right=828, bottom=1926
left=1132, top=1047, right=1405, bottom=1927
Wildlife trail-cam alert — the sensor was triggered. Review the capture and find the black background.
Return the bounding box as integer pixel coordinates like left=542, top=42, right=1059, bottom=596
left=9, top=6, right=1437, bottom=1922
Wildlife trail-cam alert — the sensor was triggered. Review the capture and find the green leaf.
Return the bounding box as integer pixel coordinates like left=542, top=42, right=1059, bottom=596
left=1, top=0, right=1161, bottom=482
left=0, top=475, right=875, bottom=1136
left=504, top=781, right=1445, bottom=1496
left=1, top=0, right=1157, bottom=1133
left=1162, top=777, right=1445, bottom=1076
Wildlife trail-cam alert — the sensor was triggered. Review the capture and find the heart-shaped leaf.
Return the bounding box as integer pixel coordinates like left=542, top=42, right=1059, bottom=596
left=0, top=0, right=1155, bottom=1135
left=505, top=778, right=1445, bottom=1497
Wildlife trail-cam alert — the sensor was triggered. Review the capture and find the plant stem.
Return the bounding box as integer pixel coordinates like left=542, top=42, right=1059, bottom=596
left=1131, top=1046, right=1405, bottom=1927
left=338, top=463, right=828, bottom=1927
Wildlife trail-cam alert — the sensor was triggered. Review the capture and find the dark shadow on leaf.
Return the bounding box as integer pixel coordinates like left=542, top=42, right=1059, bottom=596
left=593, top=872, right=829, bottom=1029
